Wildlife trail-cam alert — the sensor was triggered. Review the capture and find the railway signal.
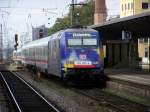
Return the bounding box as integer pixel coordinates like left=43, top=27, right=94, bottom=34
left=14, top=34, right=18, bottom=50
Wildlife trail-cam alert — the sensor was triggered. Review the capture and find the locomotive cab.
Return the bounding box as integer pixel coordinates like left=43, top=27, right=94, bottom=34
left=60, top=29, right=104, bottom=82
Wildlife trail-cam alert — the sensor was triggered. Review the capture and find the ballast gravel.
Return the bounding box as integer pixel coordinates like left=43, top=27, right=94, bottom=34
left=16, top=70, right=101, bottom=112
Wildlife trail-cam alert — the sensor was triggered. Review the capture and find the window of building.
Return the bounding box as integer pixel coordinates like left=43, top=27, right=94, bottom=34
left=145, top=48, right=148, bottom=57
left=128, top=3, right=130, bottom=10
left=142, top=2, right=149, bottom=9
left=144, top=38, right=148, bottom=43
left=122, top=4, right=124, bottom=11
left=125, top=4, right=127, bottom=10
left=139, top=38, right=144, bottom=43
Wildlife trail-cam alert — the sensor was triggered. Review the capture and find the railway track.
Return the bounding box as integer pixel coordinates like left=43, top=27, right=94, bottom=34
left=0, top=74, right=12, bottom=112
left=71, top=88, right=150, bottom=112
left=0, top=71, right=61, bottom=112
left=15, top=70, right=150, bottom=112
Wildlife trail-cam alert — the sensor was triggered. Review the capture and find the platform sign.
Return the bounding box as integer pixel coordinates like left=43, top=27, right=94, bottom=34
left=122, top=30, right=132, bottom=40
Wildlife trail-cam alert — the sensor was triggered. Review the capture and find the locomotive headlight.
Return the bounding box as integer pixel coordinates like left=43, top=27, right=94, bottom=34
left=66, top=60, right=74, bottom=64
left=64, top=60, right=74, bottom=68
left=92, top=61, right=99, bottom=64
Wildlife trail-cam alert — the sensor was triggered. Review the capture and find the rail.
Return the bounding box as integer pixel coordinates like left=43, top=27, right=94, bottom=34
left=0, top=71, right=61, bottom=112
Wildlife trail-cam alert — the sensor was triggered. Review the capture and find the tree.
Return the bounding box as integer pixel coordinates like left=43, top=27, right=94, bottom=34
left=79, top=0, right=94, bottom=26
left=48, top=17, right=71, bottom=35
left=48, top=0, right=94, bottom=35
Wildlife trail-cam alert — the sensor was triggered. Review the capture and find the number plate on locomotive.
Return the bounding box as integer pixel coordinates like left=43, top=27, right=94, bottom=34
left=74, top=61, right=92, bottom=65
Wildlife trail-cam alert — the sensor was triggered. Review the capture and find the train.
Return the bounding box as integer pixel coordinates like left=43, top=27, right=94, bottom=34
left=13, top=28, right=105, bottom=83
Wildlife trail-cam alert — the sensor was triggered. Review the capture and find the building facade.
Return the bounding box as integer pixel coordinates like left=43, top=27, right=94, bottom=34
left=32, top=25, right=49, bottom=41
left=138, top=38, right=150, bottom=64
left=120, top=0, right=150, bottom=65
left=120, top=0, right=150, bottom=18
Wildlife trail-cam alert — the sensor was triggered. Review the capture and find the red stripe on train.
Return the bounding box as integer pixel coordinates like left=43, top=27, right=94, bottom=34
left=74, top=65, right=95, bottom=68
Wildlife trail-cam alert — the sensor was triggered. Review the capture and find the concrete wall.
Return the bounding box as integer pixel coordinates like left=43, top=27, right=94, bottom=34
left=107, top=78, right=150, bottom=98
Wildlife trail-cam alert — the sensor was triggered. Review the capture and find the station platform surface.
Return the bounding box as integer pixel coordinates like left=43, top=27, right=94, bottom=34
left=105, top=68, right=150, bottom=86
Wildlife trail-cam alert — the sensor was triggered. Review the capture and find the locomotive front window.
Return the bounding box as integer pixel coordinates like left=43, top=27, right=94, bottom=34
left=83, top=38, right=97, bottom=46
left=68, top=39, right=82, bottom=46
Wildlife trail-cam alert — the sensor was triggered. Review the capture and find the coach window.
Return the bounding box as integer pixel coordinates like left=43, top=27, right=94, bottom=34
left=44, top=47, right=46, bottom=56
left=43, top=47, right=45, bottom=57
left=40, top=48, right=42, bottom=56
left=24, top=50, right=26, bottom=56
left=37, top=48, right=39, bottom=56
left=42, top=47, right=44, bottom=57
left=29, top=48, right=32, bottom=56
left=31, top=48, right=33, bottom=56
left=27, top=50, right=28, bottom=56
left=29, top=48, right=31, bottom=56
left=45, top=47, right=47, bottom=56
left=45, top=47, right=47, bottom=57
left=36, top=48, right=37, bottom=56
left=27, top=49, right=29, bottom=56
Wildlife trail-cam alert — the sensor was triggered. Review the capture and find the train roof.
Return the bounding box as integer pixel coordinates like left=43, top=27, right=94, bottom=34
left=22, top=36, right=50, bottom=49
left=21, top=28, right=98, bottom=49
left=49, top=28, right=98, bottom=40
left=63, top=28, right=97, bottom=33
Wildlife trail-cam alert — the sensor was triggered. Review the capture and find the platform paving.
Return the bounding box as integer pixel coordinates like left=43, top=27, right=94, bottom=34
left=105, top=68, right=150, bottom=86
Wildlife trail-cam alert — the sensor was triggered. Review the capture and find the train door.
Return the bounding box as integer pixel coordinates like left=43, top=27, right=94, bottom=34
left=48, top=39, right=61, bottom=77
left=55, top=39, right=61, bottom=76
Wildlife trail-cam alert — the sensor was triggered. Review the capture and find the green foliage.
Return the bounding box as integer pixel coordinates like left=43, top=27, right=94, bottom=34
left=78, top=0, right=94, bottom=26
left=48, top=17, right=71, bottom=35
left=48, top=0, right=94, bottom=36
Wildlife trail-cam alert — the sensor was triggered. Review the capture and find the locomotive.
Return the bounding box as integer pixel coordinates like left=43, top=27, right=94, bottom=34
left=13, top=28, right=105, bottom=82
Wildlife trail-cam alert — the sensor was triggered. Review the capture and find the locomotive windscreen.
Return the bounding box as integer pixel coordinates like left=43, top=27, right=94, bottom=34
left=83, top=38, right=97, bottom=45
left=68, top=39, right=82, bottom=46
left=65, top=31, right=99, bottom=47
left=67, top=38, right=97, bottom=46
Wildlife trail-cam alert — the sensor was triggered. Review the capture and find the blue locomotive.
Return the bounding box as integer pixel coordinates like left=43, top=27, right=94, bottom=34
left=15, top=28, right=105, bottom=82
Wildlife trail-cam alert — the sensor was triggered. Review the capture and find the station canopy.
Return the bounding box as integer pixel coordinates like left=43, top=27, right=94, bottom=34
left=90, top=11, right=150, bottom=40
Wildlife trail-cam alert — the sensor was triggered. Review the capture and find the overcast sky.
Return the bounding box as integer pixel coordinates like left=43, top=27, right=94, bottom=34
left=0, top=0, right=120, bottom=39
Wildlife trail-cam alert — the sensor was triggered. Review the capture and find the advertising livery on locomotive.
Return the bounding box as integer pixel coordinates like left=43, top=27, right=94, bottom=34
left=13, top=28, right=105, bottom=82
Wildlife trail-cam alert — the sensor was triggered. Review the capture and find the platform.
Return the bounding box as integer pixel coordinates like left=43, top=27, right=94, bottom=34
left=105, top=68, right=150, bottom=86
left=105, top=68, right=150, bottom=99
